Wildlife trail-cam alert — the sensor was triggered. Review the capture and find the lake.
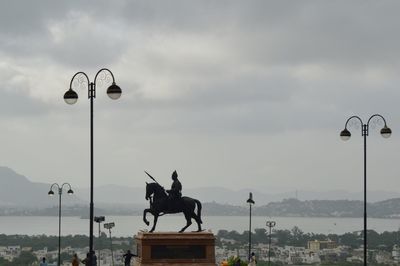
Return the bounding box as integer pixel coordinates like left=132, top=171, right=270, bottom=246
left=1, top=216, right=399, bottom=236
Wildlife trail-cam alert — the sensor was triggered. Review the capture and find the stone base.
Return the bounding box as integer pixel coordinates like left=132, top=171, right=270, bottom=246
left=134, top=231, right=215, bottom=266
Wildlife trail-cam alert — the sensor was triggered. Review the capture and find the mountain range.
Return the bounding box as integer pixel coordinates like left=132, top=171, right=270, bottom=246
left=0, top=166, right=82, bottom=207
left=74, top=184, right=400, bottom=206
left=1, top=166, right=400, bottom=218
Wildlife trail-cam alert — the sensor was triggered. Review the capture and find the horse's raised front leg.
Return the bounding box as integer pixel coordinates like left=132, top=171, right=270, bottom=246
left=143, top=208, right=151, bottom=226
left=150, top=214, right=159, bottom=233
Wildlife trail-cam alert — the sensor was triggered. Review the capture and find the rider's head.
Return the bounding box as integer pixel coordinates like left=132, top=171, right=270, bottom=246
left=172, top=170, right=178, bottom=180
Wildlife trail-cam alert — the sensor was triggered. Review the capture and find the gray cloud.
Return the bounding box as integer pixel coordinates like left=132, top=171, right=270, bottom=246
left=0, top=1, right=398, bottom=193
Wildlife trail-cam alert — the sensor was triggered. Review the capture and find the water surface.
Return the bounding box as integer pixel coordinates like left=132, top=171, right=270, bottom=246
left=1, top=216, right=399, bottom=236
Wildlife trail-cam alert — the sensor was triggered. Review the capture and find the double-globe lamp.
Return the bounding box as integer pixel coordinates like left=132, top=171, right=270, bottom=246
left=48, top=183, right=74, bottom=266
left=339, top=114, right=391, bottom=266
left=63, top=68, right=122, bottom=265
left=340, top=123, right=391, bottom=141
left=64, top=76, right=121, bottom=104
left=48, top=186, right=74, bottom=196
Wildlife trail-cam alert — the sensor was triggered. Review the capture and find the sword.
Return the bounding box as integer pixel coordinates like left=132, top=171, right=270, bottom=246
left=144, top=171, right=162, bottom=187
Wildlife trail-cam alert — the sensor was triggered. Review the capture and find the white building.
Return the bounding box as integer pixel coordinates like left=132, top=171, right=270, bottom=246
left=392, top=244, right=400, bottom=263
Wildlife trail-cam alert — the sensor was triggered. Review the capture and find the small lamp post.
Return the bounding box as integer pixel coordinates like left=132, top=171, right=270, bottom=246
left=246, top=192, right=255, bottom=261
left=48, top=183, right=74, bottom=266
left=94, top=216, right=105, bottom=264
left=340, top=114, right=391, bottom=266
left=104, top=222, right=115, bottom=266
left=266, top=220, right=276, bottom=266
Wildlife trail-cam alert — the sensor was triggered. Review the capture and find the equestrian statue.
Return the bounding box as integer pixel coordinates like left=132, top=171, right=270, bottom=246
left=143, top=170, right=203, bottom=233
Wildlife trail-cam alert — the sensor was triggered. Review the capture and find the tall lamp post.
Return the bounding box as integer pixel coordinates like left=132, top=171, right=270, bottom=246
left=266, top=220, right=276, bottom=266
left=104, top=222, right=115, bottom=266
left=246, top=192, right=255, bottom=261
left=340, top=114, right=392, bottom=265
left=64, top=68, right=122, bottom=264
left=48, top=183, right=74, bottom=266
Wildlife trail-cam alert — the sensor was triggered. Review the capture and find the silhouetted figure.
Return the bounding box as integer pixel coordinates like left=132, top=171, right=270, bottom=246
left=234, top=258, right=241, bottom=266
left=71, top=253, right=80, bottom=266
left=91, top=251, right=97, bottom=266
left=249, top=252, right=257, bottom=265
left=166, top=170, right=182, bottom=211
left=123, top=249, right=137, bottom=266
left=81, top=253, right=90, bottom=266
left=81, top=252, right=96, bottom=266
left=167, top=170, right=182, bottom=198
left=40, top=257, right=48, bottom=266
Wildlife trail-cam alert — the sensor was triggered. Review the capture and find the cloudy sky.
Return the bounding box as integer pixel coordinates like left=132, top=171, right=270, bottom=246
left=0, top=1, right=399, bottom=195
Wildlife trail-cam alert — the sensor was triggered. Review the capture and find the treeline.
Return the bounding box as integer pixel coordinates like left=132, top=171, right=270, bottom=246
left=1, top=227, right=399, bottom=252
left=0, top=251, right=37, bottom=266
left=0, top=205, right=142, bottom=216
left=254, top=198, right=400, bottom=218
left=203, top=198, right=400, bottom=218
left=217, top=227, right=400, bottom=251
left=0, top=233, right=133, bottom=251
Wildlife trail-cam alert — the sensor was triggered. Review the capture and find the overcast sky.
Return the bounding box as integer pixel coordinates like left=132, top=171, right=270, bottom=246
left=0, top=1, right=399, bottom=195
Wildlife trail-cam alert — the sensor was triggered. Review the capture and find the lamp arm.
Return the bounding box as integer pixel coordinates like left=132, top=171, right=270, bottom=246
left=61, top=182, right=72, bottom=191
left=50, top=183, right=61, bottom=191
left=69, top=72, right=90, bottom=90
left=94, top=68, right=116, bottom=85
left=367, top=114, right=388, bottom=128
left=344, top=115, right=363, bottom=129
left=344, top=115, right=363, bottom=135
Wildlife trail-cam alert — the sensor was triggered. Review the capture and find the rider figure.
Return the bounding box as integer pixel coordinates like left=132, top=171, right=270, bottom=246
left=166, top=170, right=182, bottom=209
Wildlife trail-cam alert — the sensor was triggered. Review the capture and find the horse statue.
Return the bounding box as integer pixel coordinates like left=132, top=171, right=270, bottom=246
left=143, top=182, right=203, bottom=233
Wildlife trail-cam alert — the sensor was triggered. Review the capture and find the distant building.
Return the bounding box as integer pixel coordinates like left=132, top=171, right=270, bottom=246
left=7, top=246, right=20, bottom=255
left=112, top=239, right=130, bottom=245
left=21, top=247, right=32, bottom=252
left=220, top=238, right=237, bottom=244
left=308, top=240, right=337, bottom=251
left=392, top=244, right=400, bottom=263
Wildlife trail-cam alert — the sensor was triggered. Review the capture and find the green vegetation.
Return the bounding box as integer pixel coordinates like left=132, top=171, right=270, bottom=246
left=0, top=233, right=133, bottom=251
left=0, top=227, right=399, bottom=265
left=227, top=256, right=247, bottom=265
left=217, top=227, right=400, bottom=251
left=0, top=251, right=37, bottom=266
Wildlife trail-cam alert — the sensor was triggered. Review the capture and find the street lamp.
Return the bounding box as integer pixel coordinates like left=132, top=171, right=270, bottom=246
left=266, top=220, right=276, bottom=266
left=94, top=216, right=105, bottom=265
left=340, top=114, right=391, bottom=265
left=104, top=222, right=115, bottom=266
left=246, top=192, right=255, bottom=261
left=48, top=183, right=74, bottom=266
left=64, top=68, right=122, bottom=264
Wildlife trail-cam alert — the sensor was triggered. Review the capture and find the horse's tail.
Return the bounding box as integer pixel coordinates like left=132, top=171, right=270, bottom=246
left=194, top=199, right=203, bottom=224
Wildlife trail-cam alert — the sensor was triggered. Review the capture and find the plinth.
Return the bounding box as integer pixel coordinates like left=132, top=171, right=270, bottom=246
left=134, top=231, right=215, bottom=266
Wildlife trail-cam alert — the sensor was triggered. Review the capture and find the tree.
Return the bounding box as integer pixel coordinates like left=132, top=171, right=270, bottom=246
left=11, top=251, right=37, bottom=266
left=253, top=228, right=267, bottom=244
left=290, top=226, right=307, bottom=246
left=227, top=256, right=247, bottom=266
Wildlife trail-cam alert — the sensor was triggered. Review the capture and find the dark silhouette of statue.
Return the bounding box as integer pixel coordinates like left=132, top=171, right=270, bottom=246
left=143, top=171, right=203, bottom=233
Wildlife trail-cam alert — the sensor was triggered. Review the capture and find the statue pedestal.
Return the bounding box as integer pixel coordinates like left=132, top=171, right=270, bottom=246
left=134, top=231, right=215, bottom=266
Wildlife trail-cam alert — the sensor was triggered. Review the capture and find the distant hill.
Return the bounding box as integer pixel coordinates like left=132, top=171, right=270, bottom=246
left=202, top=198, right=400, bottom=218
left=255, top=198, right=400, bottom=218
left=0, top=166, right=82, bottom=207
left=1, top=166, right=400, bottom=219
left=74, top=185, right=147, bottom=206
left=75, top=185, right=400, bottom=206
